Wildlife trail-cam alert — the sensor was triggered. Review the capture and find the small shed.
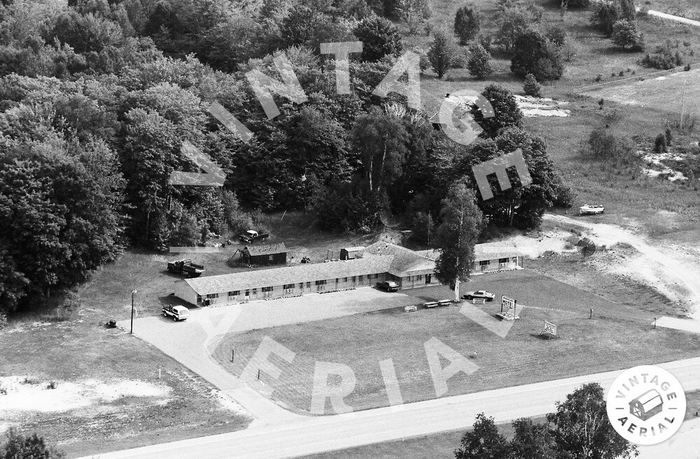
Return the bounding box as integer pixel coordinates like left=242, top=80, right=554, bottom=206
left=243, top=243, right=287, bottom=266
left=340, top=246, right=365, bottom=260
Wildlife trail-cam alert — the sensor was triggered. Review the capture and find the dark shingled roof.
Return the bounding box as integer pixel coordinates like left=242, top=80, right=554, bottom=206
left=244, top=243, right=287, bottom=256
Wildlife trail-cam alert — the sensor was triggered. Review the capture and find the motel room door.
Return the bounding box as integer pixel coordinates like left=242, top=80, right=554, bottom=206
left=425, top=274, right=432, bottom=285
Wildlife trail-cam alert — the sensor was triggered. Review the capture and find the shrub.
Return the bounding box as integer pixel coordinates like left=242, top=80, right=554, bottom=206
left=467, top=43, right=493, bottom=79
left=523, top=73, right=541, bottom=97
left=454, top=4, right=481, bottom=45
left=654, top=133, right=667, bottom=153
left=641, top=42, right=684, bottom=69
left=510, top=30, right=565, bottom=81
left=591, top=2, right=620, bottom=36
left=427, top=30, right=457, bottom=78
left=685, top=63, right=692, bottom=71
left=354, top=16, right=403, bottom=62
left=612, top=20, right=644, bottom=51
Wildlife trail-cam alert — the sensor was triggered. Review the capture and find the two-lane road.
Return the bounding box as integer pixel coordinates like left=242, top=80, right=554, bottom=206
left=85, top=357, right=700, bottom=459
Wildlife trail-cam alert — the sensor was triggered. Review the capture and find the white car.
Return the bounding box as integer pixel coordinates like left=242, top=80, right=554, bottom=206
left=579, top=204, right=605, bottom=215
left=462, top=290, right=495, bottom=301
left=162, top=305, right=190, bottom=321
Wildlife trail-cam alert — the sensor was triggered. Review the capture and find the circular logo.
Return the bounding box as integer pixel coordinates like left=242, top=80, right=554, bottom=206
left=606, top=365, right=686, bottom=445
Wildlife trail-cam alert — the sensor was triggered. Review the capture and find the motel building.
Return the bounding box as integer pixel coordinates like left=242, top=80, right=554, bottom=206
left=173, top=242, right=523, bottom=307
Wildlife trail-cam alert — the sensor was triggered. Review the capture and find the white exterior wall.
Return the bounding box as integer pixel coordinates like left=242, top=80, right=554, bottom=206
left=174, top=280, right=199, bottom=306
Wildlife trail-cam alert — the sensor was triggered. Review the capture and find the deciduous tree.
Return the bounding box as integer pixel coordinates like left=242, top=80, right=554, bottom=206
left=455, top=412, right=510, bottom=458
left=434, top=182, right=483, bottom=301
left=547, top=383, right=638, bottom=459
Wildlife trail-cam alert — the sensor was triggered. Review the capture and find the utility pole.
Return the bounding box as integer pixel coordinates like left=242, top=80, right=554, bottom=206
left=130, top=289, right=137, bottom=334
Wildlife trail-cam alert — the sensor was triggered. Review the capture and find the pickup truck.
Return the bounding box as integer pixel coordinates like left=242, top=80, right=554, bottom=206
left=239, top=230, right=270, bottom=244
left=167, top=259, right=205, bottom=278
left=162, top=305, right=189, bottom=321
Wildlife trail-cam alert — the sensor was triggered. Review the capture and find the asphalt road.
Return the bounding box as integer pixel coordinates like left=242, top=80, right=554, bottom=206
left=84, top=357, right=700, bottom=459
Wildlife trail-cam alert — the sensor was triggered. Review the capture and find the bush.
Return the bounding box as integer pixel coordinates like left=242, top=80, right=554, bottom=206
left=510, top=30, right=565, bottom=81
left=591, top=2, right=620, bottom=36
left=612, top=20, right=644, bottom=51
left=427, top=30, right=457, bottom=78
left=467, top=43, right=493, bottom=79
left=354, top=17, right=403, bottom=62
left=523, top=73, right=541, bottom=97
left=654, top=133, right=667, bottom=153
left=454, top=4, right=481, bottom=45
left=0, top=429, right=65, bottom=458
left=641, top=42, right=684, bottom=69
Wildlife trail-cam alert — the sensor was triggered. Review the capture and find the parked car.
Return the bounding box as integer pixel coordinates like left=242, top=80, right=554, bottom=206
left=579, top=204, right=605, bottom=215
left=239, top=229, right=270, bottom=244
left=167, top=259, right=205, bottom=277
left=162, top=305, right=190, bottom=321
left=377, top=280, right=399, bottom=292
left=462, top=290, right=495, bottom=301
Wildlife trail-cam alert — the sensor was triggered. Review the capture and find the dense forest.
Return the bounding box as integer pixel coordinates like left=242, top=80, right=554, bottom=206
left=0, top=0, right=572, bottom=312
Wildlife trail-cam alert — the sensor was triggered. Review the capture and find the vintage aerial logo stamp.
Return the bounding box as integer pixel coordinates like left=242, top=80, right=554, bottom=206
left=606, top=365, right=686, bottom=445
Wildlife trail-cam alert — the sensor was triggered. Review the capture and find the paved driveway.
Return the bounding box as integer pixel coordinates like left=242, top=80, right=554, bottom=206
left=119, top=288, right=420, bottom=424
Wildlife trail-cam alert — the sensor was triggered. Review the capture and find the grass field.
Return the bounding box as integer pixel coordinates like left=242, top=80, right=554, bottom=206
left=0, top=318, right=252, bottom=457
left=212, top=270, right=700, bottom=415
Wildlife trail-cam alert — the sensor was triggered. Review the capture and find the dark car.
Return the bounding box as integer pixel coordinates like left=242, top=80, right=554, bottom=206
left=377, top=280, right=399, bottom=292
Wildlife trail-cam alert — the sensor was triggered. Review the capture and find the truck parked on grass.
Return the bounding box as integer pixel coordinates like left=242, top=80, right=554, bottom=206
left=239, top=230, right=270, bottom=244
left=167, top=259, right=205, bottom=277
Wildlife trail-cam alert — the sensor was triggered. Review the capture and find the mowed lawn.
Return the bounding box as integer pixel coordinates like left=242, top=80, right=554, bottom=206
left=213, top=271, right=700, bottom=415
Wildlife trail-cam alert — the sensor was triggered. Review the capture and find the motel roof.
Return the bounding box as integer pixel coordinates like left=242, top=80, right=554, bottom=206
left=184, top=255, right=394, bottom=295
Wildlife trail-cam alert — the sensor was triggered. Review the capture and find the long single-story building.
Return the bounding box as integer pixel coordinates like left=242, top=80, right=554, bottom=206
left=174, top=241, right=522, bottom=306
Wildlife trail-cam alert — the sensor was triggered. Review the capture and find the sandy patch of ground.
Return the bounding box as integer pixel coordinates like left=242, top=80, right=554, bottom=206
left=542, top=214, right=700, bottom=317
left=479, top=229, right=579, bottom=258
left=514, top=95, right=571, bottom=118
left=0, top=377, right=171, bottom=414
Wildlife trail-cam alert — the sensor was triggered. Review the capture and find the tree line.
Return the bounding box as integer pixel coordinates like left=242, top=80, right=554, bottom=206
left=0, top=0, right=572, bottom=313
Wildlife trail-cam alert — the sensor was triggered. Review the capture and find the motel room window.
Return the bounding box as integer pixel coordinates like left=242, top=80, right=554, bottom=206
left=299, top=282, right=304, bottom=289
left=499, top=258, right=509, bottom=263
left=479, top=260, right=489, bottom=266
left=315, top=279, right=326, bottom=291
left=358, top=275, right=364, bottom=281
left=207, top=293, right=219, bottom=299
left=343, top=277, right=348, bottom=282
left=196, top=295, right=202, bottom=304
left=306, top=282, right=311, bottom=288
left=284, top=284, right=294, bottom=294
left=228, top=290, right=240, bottom=297
left=262, top=286, right=273, bottom=292
left=252, top=288, right=257, bottom=295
